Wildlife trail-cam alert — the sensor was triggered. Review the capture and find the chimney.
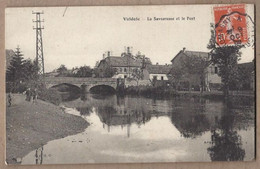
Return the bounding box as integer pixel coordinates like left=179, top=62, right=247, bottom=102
left=183, top=47, right=186, bottom=52
left=165, top=63, right=167, bottom=65
left=107, top=51, right=110, bottom=57
left=156, top=62, right=159, bottom=65
left=103, top=54, right=105, bottom=59
left=127, top=47, right=130, bottom=54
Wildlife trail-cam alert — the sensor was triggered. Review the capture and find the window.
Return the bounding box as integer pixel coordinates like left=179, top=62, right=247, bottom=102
left=215, top=67, right=218, bottom=74
left=153, top=76, right=157, bottom=80
left=161, top=76, right=164, bottom=80
left=124, top=68, right=127, bottom=72
left=124, top=75, right=127, bottom=79
left=119, top=68, right=122, bottom=72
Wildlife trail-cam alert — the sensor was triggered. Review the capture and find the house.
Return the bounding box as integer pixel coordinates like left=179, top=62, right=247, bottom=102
left=45, top=70, right=59, bottom=77
left=171, top=48, right=222, bottom=91
left=96, top=49, right=150, bottom=78
left=143, top=64, right=172, bottom=81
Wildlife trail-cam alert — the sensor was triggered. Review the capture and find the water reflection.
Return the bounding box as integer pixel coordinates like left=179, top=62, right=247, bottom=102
left=65, top=94, right=254, bottom=141
left=207, top=101, right=249, bottom=161
left=22, top=94, right=255, bottom=164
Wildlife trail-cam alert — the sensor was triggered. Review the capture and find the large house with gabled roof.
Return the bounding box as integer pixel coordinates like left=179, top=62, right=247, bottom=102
left=96, top=51, right=148, bottom=79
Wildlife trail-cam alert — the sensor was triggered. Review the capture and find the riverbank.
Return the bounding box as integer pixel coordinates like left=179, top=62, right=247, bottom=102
left=123, top=86, right=255, bottom=98
left=6, top=94, right=89, bottom=164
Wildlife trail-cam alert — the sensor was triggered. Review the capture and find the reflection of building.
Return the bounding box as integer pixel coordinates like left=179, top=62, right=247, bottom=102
left=79, top=95, right=171, bottom=137
left=67, top=94, right=254, bottom=139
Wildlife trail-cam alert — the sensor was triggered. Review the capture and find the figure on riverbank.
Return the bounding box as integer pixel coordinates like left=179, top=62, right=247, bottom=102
left=32, top=89, right=38, bottom=104
left=25, top=88, right=32, bottom=102
left=8, top=92, right=12, bottom=107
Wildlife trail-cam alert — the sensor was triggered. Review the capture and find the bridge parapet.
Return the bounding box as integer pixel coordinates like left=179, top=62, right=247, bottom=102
left=45, top=77, right=117, bottom=83
left=44, top=77, right=118, bottom=92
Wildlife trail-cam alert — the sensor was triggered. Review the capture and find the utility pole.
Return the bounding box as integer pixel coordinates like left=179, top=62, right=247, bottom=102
left=33, top=11, right=45, bottom=76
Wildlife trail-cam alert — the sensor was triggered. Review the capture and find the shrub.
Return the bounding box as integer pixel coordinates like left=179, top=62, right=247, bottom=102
left=125, top=85, right=177, bottom=98
left=6, top=82, right=28, bottom=93
left=38, top=87, right=62, bottom=105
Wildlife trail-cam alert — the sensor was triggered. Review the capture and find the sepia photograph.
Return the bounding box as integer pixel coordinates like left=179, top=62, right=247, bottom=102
left=5, top=4, right=255, bottom=165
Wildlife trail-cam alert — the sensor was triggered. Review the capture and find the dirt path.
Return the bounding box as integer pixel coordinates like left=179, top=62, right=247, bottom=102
left=6, top=94, right=89, bottom=164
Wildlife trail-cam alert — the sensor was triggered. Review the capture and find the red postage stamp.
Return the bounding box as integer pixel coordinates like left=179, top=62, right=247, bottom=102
left=213, top=4, right=248, bottom=46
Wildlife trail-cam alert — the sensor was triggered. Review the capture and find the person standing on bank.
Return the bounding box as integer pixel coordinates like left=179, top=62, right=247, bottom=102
left=8, top=92, right=12, bottom=107
left=32, top=88, right=38, bottom=104
left=25, top=88, right=31, bottom=102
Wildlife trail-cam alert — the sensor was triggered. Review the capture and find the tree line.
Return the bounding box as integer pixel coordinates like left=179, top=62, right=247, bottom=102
left=54, top=64, right=116, bottom=78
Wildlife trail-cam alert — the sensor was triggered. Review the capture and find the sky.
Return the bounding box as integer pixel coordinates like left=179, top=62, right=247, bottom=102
left=5, top=5, right=255, bottom=72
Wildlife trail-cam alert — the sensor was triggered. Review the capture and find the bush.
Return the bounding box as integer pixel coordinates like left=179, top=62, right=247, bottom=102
left=125, top=85, right=177, bottom=98
left=6, top=82, right=28, bottom=93
left=38, top=87, right=62, bottom=105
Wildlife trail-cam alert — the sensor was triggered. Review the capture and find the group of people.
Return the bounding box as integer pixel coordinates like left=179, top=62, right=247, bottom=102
left=25, top=88, right=38, bottom=104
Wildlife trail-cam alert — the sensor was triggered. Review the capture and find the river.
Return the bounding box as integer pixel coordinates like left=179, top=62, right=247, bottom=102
left=21, top=93, right=255, bottom=164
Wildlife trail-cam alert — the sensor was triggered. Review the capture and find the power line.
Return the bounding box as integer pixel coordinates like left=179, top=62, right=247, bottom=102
left=32, top=11, right=45, bottom=75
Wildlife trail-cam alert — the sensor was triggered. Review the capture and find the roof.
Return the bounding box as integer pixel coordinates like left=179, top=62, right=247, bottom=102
left=145, top=64, right=172, bottom=74
left=171, top=49, right=209, bottom=63
left=101, top=56, right=143, bottom=67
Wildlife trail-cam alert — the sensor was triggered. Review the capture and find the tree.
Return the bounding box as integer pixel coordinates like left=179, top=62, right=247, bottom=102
left=6, top=47, right=25, bottom=92
left=94, top=65, right=116, bottom=78
left=6, top=47, right=40, bottom=92
left=134, top=52, right=152, bottom=67
left=23, top=59, right=39, bottom=81
left=236, top=61, right=254, bottom=90
left=208, top=23, right=244, bottom=96
left=207, top=113, right=245, bottom=161
left=169, top=66, right=185, bottom=91
left=75, top=66, right=93, bottom=77
left=181, top=55, right=209, bottom=92
left=130, top=68, right=144, bottom=86
left=169, top=55, right=208, bottom=92
left=103, top=66, right=117, bottom=78
left=6, top=47, right=24, bottom=82
left=57, top=64, right=68, bottom=76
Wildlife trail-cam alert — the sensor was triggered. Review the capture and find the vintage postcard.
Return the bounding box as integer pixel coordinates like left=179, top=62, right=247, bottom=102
left=5, top=4, right=255, bottom=165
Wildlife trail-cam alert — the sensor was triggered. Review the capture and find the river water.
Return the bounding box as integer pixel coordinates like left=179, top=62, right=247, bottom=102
left=21, top=94, right=255, bottom=164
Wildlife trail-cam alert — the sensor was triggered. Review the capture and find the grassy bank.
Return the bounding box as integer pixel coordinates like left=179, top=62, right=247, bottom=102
left=6, top=94, right=89, bottom=164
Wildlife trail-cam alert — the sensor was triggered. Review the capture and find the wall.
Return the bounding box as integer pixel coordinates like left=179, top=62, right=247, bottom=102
left=125, top=79, right=151, bottom=87
left=149, top=74, right=169, bottom=81
left=206, top=65, right=221, bottom=84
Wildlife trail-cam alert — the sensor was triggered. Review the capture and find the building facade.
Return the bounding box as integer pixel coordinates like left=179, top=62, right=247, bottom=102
left=97, top=54, right=143, bottom=78
left=171, top=48, right=222, bottom=91
left=143, top=64, right=172, bottom=81
left=96, top=48, right=152, bottom=79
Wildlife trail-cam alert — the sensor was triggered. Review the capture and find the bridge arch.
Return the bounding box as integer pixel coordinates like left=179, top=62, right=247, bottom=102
left=51, top=83, right=81, bottom=91
left=89, top=84, right=116, bottom=94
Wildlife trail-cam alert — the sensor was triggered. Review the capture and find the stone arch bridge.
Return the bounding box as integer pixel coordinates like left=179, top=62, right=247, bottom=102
left=44, top=77, right=118, bottom=92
